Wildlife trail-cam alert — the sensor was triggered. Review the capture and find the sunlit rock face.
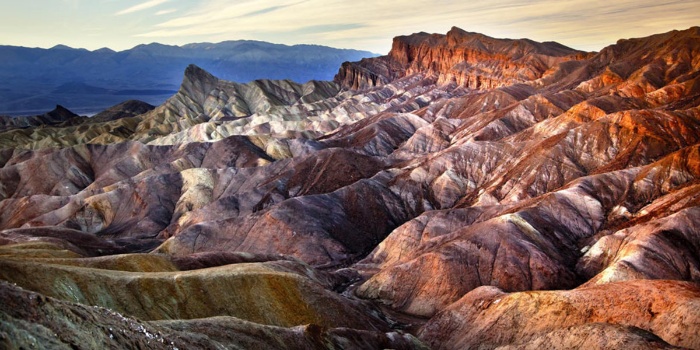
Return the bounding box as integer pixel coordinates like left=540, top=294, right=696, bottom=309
left=1, top=26, right=700, bottom=349
left=335, top=26, right=588, bottom=90
left=418, top=280, right=700, bottom=349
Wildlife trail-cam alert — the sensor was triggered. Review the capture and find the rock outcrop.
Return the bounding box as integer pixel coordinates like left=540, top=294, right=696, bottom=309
left=89, top=100, right=155, bottom=123
left=419, top=280, right=700, bottom=349
left=0, top=105, right=83, bottom=132
left=0, top=255, right=386, bottom=328
left=0, top=280, right=427, bottom=350
left=335, top=26, right=588, bottom=90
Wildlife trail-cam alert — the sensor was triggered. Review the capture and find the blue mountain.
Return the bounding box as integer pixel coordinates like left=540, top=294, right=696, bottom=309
left=0, top=41, right=376, bottom=116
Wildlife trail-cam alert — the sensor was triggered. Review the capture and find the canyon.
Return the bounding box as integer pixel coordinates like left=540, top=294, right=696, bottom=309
left=1, top=25, right=700, bottom=349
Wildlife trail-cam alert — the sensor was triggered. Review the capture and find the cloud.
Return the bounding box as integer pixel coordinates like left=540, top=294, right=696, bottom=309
left=156, top=8, right=177, bottom=16
left=116, top=0, right=169, bottom=16
left=133, top=0, right=700, bottom=52
left=291, top=23, right=367, bottom=35
left=240, top=4, right=296, bottom=18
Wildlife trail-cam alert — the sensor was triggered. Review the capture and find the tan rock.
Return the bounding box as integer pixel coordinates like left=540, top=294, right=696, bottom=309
left=419, top=280, right=700, bottom=349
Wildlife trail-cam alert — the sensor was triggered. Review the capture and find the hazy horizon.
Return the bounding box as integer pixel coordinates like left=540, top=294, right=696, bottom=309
left=0, top=38, right=380, bottom=55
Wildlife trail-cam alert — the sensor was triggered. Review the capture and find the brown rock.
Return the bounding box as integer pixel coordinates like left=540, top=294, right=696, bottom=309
left=0, top=105, right=83, bottom=132
left=88, top=100, right=155, bottom=123
left=0, top=257, right=388, bottom=329
left=578, top=207, right=700, bottom=285
left=495, top=323, right=680, bottom=350
left=419, top=280, right=700, bottom=349
left=335, top=26, right=586, bottom=90
left=0, top=280, right=428, bottom=350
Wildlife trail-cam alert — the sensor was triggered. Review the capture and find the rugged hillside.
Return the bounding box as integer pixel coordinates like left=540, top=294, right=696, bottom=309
left=1, top=26, right=700, bottom=349
left=89, top=100, right=155, bottom=123
left=335, top=26, right=588, bottom=90
left=0, top=105, right=84, bottom=132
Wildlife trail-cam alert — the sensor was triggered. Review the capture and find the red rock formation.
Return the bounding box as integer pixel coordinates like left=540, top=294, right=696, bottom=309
left=418, top=280, right=700, bottom=349
left=335, top=26, right=587, bottom=90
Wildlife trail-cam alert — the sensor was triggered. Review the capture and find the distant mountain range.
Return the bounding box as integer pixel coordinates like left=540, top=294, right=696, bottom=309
left=0, top=41, right=376, bottom=116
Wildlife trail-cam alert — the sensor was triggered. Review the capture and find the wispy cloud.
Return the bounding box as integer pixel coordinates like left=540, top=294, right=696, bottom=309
left=240, top=4, right=293, bottom=18
left=156, top=8, right=177, bottom=16
left=130, top=0, right=700, bottom=53
left=116, top=0, right=168, bottom=16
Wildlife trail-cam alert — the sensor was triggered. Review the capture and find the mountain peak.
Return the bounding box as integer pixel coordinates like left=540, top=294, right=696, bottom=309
left=589, top=25, right=700, bottom=82
left=44, top=104, right=79, bottom=121
left=49, top=44, right=74, bottom=50
left=90, top=100, right=155, bottom=123
left=179, top=64, right=219, bottom=104
left=94, top=47, right=116, bottom=54
left=184, top=64, right=217, bottom=84
left=445, top=26, right=481, bottom=40
left=48, top=104, right=75, bottom=115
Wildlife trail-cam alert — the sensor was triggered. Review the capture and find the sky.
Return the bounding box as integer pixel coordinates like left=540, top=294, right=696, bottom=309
left=0, top=0, right=698, bottom=53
